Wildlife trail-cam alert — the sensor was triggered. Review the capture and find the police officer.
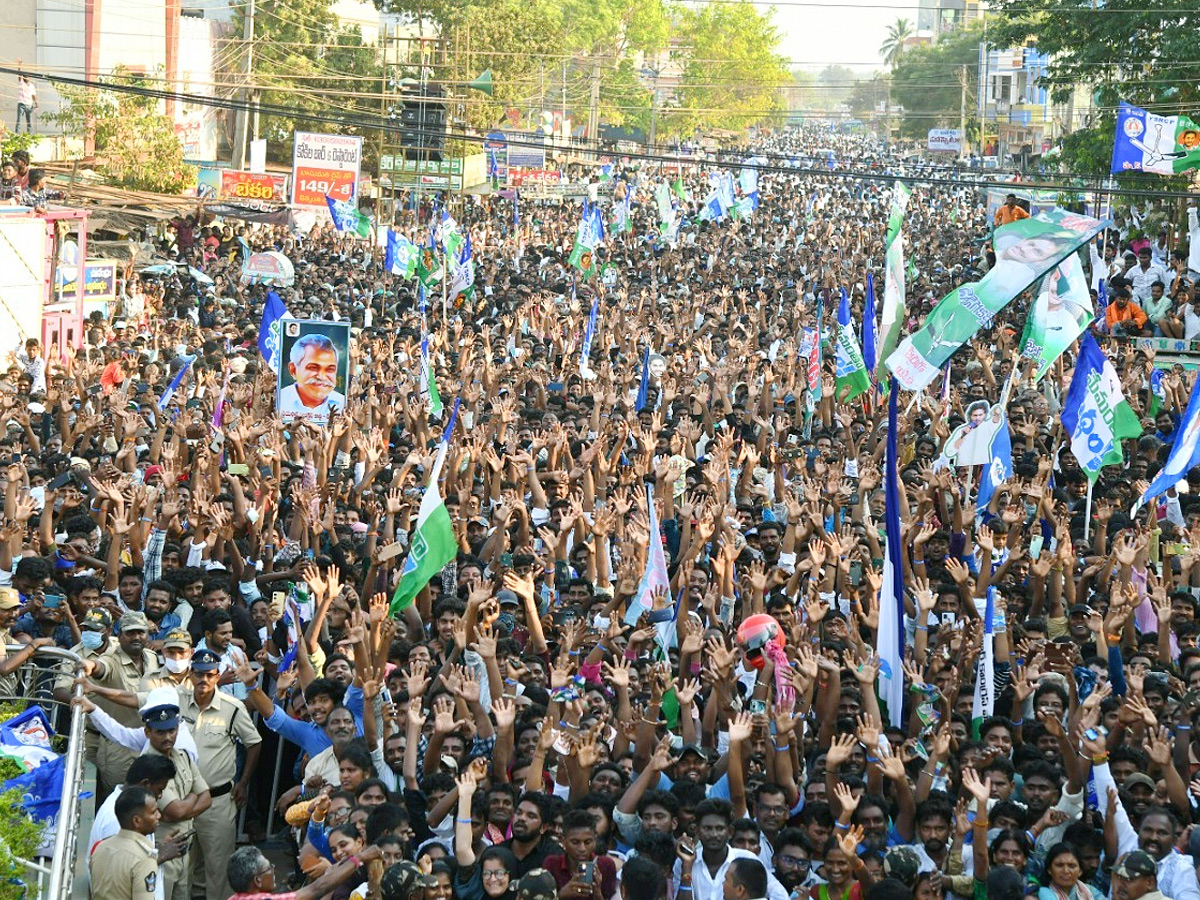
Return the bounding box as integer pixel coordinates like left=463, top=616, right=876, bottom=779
left=141, top=697, right=211, bottom=900
left=89, top=785, right=162, bottom=900
left=53, top=607, right=116, bottom=798
left=89, top=612, right=161, bottom=797
left=181, top=648, right=262, bottom=900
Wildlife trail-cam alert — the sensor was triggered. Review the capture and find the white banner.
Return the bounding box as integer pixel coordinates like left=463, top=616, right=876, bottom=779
left=927, top=129, right=962, bottom=153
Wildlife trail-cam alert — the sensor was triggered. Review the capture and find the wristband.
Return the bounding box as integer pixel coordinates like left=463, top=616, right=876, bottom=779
left=866, top=756, right=880, bottom=764
left=349, top=855, right=361, bottom=868
left=916, top=625, right=928, bottom=632
left=1091, top=753, right=1109, bottom=764
left=834, top=822, right=850, bottom=830
left=1180, top=724, right=1192, bottom=731
left=1011, top=718, right=1024, bottom=727
left=678, top=888, right=692, bottom=894
left=456, top=818, right=473, bottom=824
left=773, top=741, right=789, bottom=752
left=913, top=558, right=925, bottom=565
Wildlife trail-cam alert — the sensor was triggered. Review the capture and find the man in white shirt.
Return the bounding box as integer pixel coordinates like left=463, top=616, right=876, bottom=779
left=1129, top=247, right=1170, bottom=306
left=673, top=800, right=787, bottom=900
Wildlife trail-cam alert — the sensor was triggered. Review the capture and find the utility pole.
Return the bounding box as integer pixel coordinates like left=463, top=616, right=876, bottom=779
left=561, top=57, right=567, bottom=149
left=959, top=64, right=967, bottom=160
left=587, top=61, right=601, bottom=156
left=232, top=0, right=255, bottom=170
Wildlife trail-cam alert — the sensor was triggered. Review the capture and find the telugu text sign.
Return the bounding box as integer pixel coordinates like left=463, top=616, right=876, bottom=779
left=220, top=171, right=289, bottom=204
left=291, top=132, right=363, bottom=208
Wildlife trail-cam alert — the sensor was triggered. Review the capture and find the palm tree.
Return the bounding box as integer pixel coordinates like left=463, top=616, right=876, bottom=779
left=880, top=18, right=914, bottom=68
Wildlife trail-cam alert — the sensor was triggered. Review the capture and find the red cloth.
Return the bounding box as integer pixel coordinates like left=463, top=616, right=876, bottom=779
left=543, top=854, right=618, bottom=899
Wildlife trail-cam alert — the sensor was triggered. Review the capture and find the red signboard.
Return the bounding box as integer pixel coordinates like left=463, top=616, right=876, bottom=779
left=220, top=171, right=289, bottom=204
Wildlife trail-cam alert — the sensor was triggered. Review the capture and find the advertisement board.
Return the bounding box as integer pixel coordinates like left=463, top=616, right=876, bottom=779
left=927, top=129, right=962, bottom=153
left=291, top=132, right=363, bottom=208
left=220, top=171, right=289, bottom=204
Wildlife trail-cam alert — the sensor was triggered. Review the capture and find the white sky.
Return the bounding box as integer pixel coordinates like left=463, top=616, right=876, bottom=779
left=766, top=0, right=923, bottom=73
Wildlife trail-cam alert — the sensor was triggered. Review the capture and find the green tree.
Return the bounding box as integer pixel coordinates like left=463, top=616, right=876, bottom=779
left=46, top=67, right=195, bottom=194
left=879, top=18, right=914, bottom=68
left=815, top=65, right=857, bottom=108
left=989, top=0, right=1200, bottom=180
left=848, top=74, right=890, bottom=118
left=665, top=1, right=789, bottom=137
left=890, top=23, right=980, bottom=138
left=228, top=0, right=381, bottom=161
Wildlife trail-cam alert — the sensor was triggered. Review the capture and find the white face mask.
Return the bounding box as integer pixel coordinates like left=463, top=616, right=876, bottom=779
left=164, top=657, right=190, bottom=675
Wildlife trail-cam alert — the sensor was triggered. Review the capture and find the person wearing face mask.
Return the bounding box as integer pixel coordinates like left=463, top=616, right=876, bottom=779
left=86, top=611, right=163, bottom=799
left=146, top=629, right=195, bottom=689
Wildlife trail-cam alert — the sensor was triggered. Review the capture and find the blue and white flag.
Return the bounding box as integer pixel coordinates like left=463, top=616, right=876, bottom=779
left=971, top=587, right=997, bottom=727
left=878, top=380, right=906, bottom=728
left=1137, top=372, right=1200, bottom=509
left=385, top=231, right=418, bottom=278
left=2, top=754, right=66, bottom=823
left=257, top=290, right=288, bottom=373
left=449, top=233, right=475, bottom=301
left=739, top=162, right=759, bottom=197
left=863, top=272, right=878, bottom=376
left=157, top=354, right=196, bottom=412
left=277, top=594, right=305, bottom=673
left=1111, top=101, right=1200, bottom=175
left=579, top=287, right=598, bottom=377
left=978, top=373, right=1015, bottom=515
left=718, top=173, right=736, bottom=212
left=635, top=345, right=651, bottom=412
left=700, top=192, right=724, bottom=222
left=625, top=484, right=672, bottom=625
left=325, top=194, right=371, bottom=238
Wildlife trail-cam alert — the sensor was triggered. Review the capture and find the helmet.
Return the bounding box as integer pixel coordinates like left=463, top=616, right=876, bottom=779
left=736, top=613, right=784, bottom=670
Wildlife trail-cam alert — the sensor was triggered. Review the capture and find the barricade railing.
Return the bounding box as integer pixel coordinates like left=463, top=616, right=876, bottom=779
left=0, top=645, right=87, bottom=900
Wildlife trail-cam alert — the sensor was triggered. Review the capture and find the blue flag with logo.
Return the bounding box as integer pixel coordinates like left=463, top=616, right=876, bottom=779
left=1138, top=373, right=1200, bottom=510
left=863, top=273, right=878, bottom=375
left=635, top=345, right=651, bottom=412
left=257, top=290, right=288, bottom=373
left=158, top=354, right=196, bottom=412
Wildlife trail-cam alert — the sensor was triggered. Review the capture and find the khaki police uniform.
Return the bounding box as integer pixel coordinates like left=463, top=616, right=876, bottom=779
left=89, top=828, right=159, bottom=900
left=94, top=646, right=160, bottom=795
left=54, top=639, right=120, bottom=778
left=148, top=745, right=208, bottom=900
left=177, top=688, right=261, bottom=900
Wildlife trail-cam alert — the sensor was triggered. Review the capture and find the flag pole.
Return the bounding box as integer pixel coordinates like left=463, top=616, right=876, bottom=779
left=1084, top=480, right=1094, bottom=542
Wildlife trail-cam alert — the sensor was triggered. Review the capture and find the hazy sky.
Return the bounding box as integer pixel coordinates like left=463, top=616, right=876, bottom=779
left=766, top=0, right=922, bottom=73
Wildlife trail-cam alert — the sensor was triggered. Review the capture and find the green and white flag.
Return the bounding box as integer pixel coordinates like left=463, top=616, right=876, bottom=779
left=671, top=177, right=689, bottom=204
left=416, top=243, right=443, bottom=289
left=1061, top=334, right=1142, bottom=483
left=568, top=204, right=604, bottom=279
left=835, top=289, right=869, bottom=401
left=1019, top=251, right=1094, bottom=382
left=390, top=406, right=459, bottom=614
left=420, top=334, right=443, bottom=417
left=875, top=182, right=912, bottom=381
left=655, top=182, right=674, bottom=233
left=886, top=210, right=1108, bottom=392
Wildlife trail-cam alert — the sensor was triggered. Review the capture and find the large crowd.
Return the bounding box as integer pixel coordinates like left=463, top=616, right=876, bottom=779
left=1, top=126, right=1197, bottom=900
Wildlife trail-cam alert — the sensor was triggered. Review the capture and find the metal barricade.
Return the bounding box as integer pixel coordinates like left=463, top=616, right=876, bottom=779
left=0, top=645, right=86, bottom=900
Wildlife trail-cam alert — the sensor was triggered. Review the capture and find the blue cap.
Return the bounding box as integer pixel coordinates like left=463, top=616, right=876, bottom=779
left=141, top=704, right=179, bottom=731
left=191, top=648, right=221, bottom=673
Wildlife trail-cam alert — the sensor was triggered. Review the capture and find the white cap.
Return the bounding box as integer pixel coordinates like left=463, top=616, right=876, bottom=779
left=140, top=686, right=181, bottom=715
